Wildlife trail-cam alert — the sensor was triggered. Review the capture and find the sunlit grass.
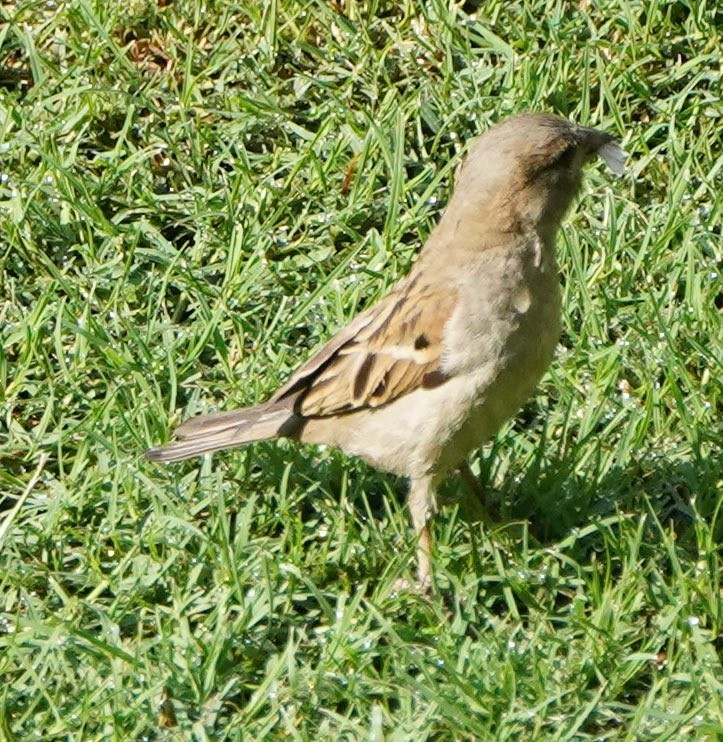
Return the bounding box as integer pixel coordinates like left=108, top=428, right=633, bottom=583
left=1, top=0, right=720, bottom=737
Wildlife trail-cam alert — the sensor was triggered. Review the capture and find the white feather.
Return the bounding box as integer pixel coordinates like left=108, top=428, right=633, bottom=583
left=598, top=141, right=627, bottom=175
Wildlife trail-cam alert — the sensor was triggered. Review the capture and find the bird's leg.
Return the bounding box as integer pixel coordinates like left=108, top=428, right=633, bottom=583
left=407, top=476, right=438, bottom=591
left=458, top=460, right=485, bottom=503
left=457, top=460, right=497, bottom=524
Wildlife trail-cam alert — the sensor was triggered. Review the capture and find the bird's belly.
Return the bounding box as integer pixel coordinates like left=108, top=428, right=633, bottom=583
left=437, top=331, right=556, bottom=473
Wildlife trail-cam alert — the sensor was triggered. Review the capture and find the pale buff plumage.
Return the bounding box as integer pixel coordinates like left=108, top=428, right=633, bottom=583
left=147, top=112, right=625, bottom=588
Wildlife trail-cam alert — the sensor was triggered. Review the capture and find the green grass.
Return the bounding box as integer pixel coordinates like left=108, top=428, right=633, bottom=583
left=1, top=0, right=721, bottom=738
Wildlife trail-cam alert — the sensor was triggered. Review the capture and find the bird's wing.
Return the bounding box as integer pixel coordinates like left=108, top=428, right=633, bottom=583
left=271, top=273, right=457, bottom=416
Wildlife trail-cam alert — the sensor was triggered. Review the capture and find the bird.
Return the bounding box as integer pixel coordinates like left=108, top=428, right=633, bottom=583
left=146, top=112, right=626, bottom=590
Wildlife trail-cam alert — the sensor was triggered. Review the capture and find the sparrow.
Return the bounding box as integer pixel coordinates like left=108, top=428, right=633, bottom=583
left=147, top=112, right=626, bottom=589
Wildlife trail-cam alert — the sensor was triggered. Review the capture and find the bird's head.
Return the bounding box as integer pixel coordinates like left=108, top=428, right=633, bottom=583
left=451, top=112, right=625, bottom=240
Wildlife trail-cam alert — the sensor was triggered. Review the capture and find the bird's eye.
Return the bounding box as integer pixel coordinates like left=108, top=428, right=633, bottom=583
left=555, top=145, right=576, bottom=168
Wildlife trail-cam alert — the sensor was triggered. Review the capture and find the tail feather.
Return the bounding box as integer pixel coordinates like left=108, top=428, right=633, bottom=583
left=146, top=405, right=293, bottom=463
left=175, top=405, right=270, bottom=438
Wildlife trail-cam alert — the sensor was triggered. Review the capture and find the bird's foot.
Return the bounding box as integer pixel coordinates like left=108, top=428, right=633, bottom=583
left=391, top=575, right=432, bottom=596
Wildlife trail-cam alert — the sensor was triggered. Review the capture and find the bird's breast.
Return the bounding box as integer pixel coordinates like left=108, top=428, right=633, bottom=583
left=429, top=239, right=561, bottom=469
left=441, top=238, right=561, bottom=380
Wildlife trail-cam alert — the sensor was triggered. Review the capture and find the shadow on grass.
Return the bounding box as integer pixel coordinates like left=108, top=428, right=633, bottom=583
left=249, top=429, right=720, bottom=545
left=477, top=438, right=721, bottom=545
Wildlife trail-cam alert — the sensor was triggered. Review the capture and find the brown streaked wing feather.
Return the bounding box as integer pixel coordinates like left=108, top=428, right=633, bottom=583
left=269, top=306, right=377, bottom=403
left=271, top=276, right=457, bottom=417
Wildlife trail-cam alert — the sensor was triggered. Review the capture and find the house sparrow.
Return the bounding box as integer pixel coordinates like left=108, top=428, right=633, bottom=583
left=147, top=112, right=625, bottom=589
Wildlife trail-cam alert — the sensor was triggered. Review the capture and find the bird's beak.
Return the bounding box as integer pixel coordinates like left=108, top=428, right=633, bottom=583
left=577, top=126, right=627, bottom=175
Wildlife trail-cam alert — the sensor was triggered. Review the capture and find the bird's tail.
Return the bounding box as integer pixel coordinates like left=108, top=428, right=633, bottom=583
left=145, top=404, right=297, bottom=463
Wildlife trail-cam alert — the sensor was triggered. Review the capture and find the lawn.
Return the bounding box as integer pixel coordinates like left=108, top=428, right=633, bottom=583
left=1, top=0, right=721, bottom=738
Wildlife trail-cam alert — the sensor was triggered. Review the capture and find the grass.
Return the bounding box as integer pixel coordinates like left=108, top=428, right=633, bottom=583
left=1, top=0, right=721, bottom=738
